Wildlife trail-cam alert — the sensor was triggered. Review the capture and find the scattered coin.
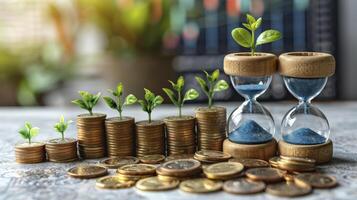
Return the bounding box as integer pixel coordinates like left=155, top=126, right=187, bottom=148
left=180, top=178, right=223, bottom=193
left=229, top=158, right=269, bottom=168
left=269, top=156, right=280, bottom=168
left=194, top=150, right=231, bottom=163
left=67, top=165, right=108, bottom=179
left=139, top=154, right=165, bottom=164
left=99, top=156, right=139, bottom=169
left=116, top=173, right=153, bottom=182
left=266, top=182, right=312, bottom=197
left=277, top=156, right=315, bottom=172
left=246, top=167, right=285, bottom=183
left=136, top=177, right=179, bottom=191
left=96, top=176, right=135, bottom=189
left=117, top=164, right=156, bottom=176
left=204, top=162, right=244, bottom=180
left=165, top=154, right=194, bottom=162
left=284, top=173, right=295, bottom=182
left=280, top=156, right=316, bottom=164
left=223, top=178, right=266, bottom=194
left=294, top=173, right=338, bottom=188
left=157, top=159, right=201, bottom=177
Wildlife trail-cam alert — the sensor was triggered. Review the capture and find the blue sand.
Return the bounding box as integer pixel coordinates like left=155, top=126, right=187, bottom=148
left=285, top=77, right=326, bottom=101
left=235, top=84, right=267, bottom=98
left=283, top=128, right=326, bottom=145
left=228, top=119, right=273, bottom=144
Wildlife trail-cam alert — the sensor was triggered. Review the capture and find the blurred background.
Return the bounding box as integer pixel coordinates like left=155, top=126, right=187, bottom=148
left=0, top=0, right=355, bottom=106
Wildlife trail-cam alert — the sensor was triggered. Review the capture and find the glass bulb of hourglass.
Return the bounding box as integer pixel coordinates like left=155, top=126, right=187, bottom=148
left=227, top=75, right=275, bottom=144
left=281, top=76, right=330, bottom=144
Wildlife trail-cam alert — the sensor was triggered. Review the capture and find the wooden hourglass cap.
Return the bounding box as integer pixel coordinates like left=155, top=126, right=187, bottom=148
left=279, top=52, right=335, bottom=78
left=224, top=52, right=277, bottom=77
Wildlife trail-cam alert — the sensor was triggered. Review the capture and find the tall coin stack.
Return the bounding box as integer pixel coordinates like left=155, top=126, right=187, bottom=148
left=15, top=142, right=46, bottom=164
left=196, top=107, right=226, bottom=151
left=45, top=138, right=78, bottom=162
left=105, top=117, right=135, bottom=157
left=135, top=121, right=165, bottom=157
left=77, top=114, right=107, bottom=159
left=164, top=116, right=196, bottom=155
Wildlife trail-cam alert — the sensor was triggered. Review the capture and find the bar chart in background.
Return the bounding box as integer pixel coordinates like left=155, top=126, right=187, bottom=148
left=172, top=0, right=337, bottom=102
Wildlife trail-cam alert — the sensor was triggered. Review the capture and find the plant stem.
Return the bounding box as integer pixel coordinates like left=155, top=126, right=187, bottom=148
left=61, top=132, right=64, bottom=140
left=118, top=110, right=122, bottom=120
left=118, top=96, right=122, bottom=120
left=179, top=105, right=182, bottom=118
left=89, top=109, right=93, bottom=116
left=178, top=90, right=182, bottom=117
left=251, top=30, right=255, bottom=56
left=208, top=97, right=212, bottom=109
left=28, top=137, right=31, bottom=144
left=148, top=112, right=152, bottom=123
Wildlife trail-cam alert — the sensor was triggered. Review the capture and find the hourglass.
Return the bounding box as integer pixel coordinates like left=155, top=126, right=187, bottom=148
left=278, top=52, right=335, bottom=164
left=223, top=53, right=277, bottom=160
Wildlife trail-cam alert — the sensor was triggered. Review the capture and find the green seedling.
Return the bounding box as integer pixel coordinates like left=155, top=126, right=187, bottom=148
left=195, top=69, right=229, bottom=109
left=163, top=76, right=199, bottom=117
left=231, top=13, right=281, bottom=56
left=54, top=115, right=73, bottom=140
left=103, top=83, right=137, bottom=119
left=72, top=91, right=101, bottom=115
left=138, top=88, right=164, bottom=123
left=18, top=122, right=40, bottom=144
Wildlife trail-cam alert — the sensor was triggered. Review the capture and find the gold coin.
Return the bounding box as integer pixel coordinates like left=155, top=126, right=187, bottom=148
left=96, top=176, right=135, bottom=189
left=204, top=162, right=244, bottom=180
left=118, top=164, right=156, bottom=175
left=136, top=177, right=179, bottom=191
left=67, top=165, right=108, bottom=179
left=195, top=150, right=231, bottom=161
left=180, top=178, right=222, bottom=193
left=284, top=173, right=295, bottom=182
left=229, top=158, right=269, bottom=168
left=165, top=154, right=194, bottom=161
left=99, top=156, right=139, bottom=169
left=280, top=156, right=316, bottom=164
left=294, top=173, right=338, bottom=188
left=269, top=156, right=280, bottom=167
left=246, top=168, right=285, bottom=183
left=223, top=178, right=266, bottom=194
left=266, top=182, right=312, bottom=197
left=116, top=173, right=152, bottom=182
left=158, top=159, right=201, bottom=177
left=277, top=160, right=315, bottom=172
left=139, top=154, right=165, bottom=164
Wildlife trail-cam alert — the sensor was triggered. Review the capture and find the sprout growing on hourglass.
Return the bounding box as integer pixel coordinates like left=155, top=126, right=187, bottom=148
left=195, top=69, right=229, bottom=109
left=138, top=88, right=164, bottom=123
left=163, top=76, right=199, bottom=117
left=18, top=122, right=40, bottom=144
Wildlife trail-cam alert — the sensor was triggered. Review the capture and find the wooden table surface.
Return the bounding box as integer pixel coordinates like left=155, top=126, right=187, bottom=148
left=0, top=102, right=356, bottom=200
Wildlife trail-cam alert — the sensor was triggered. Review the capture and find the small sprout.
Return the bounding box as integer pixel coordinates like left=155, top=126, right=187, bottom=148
left=72, top=91, right=101, bottom=115
left=138, top=88, right=164, bottom=123
left=195, top=69, right=229, bottom=109
left=231, top=13, right=281, bottom=56
left=54, top=115, right=73, bottom=140
left=103, top=83, right=137, bottom=120
left=163, top=76, right=199, bottom=117
left=18, top=122, right=40, bottom=144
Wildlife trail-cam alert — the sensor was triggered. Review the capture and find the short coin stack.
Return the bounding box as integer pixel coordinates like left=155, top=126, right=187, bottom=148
left=105, top=117, right=135, bottom=157
left=67, top=165, right=108, bottom=179
left=156, top=159, right=202, bottom=182
left=203, top=162, right=244, bottom=180
left=196, top=107, right=226, bottom=151
left=45, top=138, right=78, bottom=162
left=276, top=155, right=316, bottom=172
left=164, top=116, right=196, bottom=155
left=135, top=121, right=165, bottom=157
left=116, top=164, right=156, bottom=182
left=15, top=142, right=46, bottom=164
left=194, top=150, right=231, bottom=163
left=77, top=114, right=107, bottom=159
left=99, top=156, right=139, bottom=169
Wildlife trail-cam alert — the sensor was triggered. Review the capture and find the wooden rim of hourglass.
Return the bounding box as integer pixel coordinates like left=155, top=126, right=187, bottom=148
left=278, top=139, right=333, bottom=164
left=223, top=52, right=277, bottom=77
left=223, top=138, right=277, bottom=161
left=279, top=52, right=335, bottom=78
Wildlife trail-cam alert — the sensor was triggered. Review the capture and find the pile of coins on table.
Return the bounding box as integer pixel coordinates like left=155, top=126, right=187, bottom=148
left=45, top=138, right=78, bottom=162
left=66, top=150, right=338, bottom=197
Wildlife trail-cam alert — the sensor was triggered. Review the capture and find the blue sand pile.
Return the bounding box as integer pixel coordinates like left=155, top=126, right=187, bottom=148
left=235, top=84, right=267, bottom=98
left=229, top=119, right=272, bottom=144
left=283, top=128, right=326, bottom=145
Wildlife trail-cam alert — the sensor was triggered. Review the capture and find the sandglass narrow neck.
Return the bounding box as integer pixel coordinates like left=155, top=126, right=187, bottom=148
left=245, top=98, right=258, bottom=113
left=298, top=99, right=311, bottom=115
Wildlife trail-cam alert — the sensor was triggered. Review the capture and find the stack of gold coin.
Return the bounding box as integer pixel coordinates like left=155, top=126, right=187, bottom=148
left=277, top=156, right=316, bottom=172
left=45, top=138, right=78, bottom=162
left=105, top=117, right=135, bottom=157
left=203, top=162, right=244, bottom=180
left=194, top=150, right=231, bottom=163
left=15, top=142, right=46, bottom=164
left=67, top=164, right=108, bottom=179
left=116, top=164, right=156, bottom=182
left=135, top=121, right=165, bottom=157
left=195, top=107, right=226, bottom=151
left=77, top=114, right=107, bottom=159
left=164, top=116, right=196, bottom=155
left=156, top=159, right=202, bottom=181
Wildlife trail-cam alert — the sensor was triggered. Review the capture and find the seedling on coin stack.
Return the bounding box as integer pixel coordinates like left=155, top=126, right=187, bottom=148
left=72, top=91, right=107, bottom=159
left=46, top=116, right=78, bottom=162
left=15, top=122, right=46, bottom=164
left=135, top=88, right=165, bottom=157
left=194, top=69, right=229, bottom=151
left=162, top=76, right=199, bottom=155
left=103, top=83, right=137, bottom=157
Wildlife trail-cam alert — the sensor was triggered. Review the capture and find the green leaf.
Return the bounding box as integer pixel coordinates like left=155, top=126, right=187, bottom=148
left=25, top=122, right=32, bottom=130
left=124, top=94, right=137, bottom=105
left=163, top=88, right=178, bottom=105
left=92, top=92, right=101, bottom=106
left=117, top=83, right=123, bottom=96
left=253, top=17, right=262, bottom=30
left=183, top=89, right=199, bottom=102
left=72, top=99, right=87, bottom=110
left=246, top=14, right=256, bottom=25
left=168, top=80, right=176, bottom=89
left=19, top=128, right=29, bottom=139
left=103, top=96, right=117, bottom=109
left=213, top=80, right=229, bottom=92
left=195, top=76, right=209, bottom=93
left=144, top=88, right=154, bottom=102
left=211, top=69, right=220, bottom=81
left=107, top=89, right=117, bottom=96
left=256, top=29, right=281, bottom=46
left=60, top=115, right=64, bottom=123
left=242, top=23, right=251, bottom=30
left=138, top=100, right=148, bottom=112
left=153, top=95, right=164, bottom=108
left=30, top=127, right=40, bottom=138
left=231, top=28, right=252, bottom=48
left=176, top=76, right=184, bottom=90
